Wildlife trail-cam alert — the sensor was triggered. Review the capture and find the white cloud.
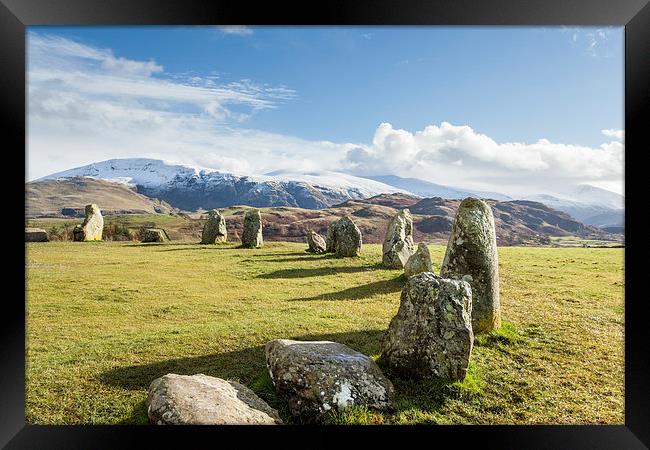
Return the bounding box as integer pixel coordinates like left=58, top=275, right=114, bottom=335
left=563, top=26, right=620, bottom=58
left=601, top=129, right=624, bottom=140
left=339, top=122, right=624, bottom=195
left=217, top=26, right=254, bottom=36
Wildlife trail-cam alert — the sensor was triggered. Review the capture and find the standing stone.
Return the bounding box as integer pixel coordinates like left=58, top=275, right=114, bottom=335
left=25, top=228, right=48, bottom=242
left=141, top=228, right=169, bottom=243
left=382, top=209, right=415, bottom=268
left=241, top=209, right=263, bottom=248
left=266, top=339, right=395, bottom=422
left=201, top=210, right=227, bottom=244
left=381, top=272, right=473, bottom=381
left=404, top=243, right=433, bottom=277
left=440, top=197, right=500, bottom=333
left=72, top=204, right=103, bottom=241
left=147, top=374, right=283, bottom=425
left=306, top=230, right=326, bottom=253
left=325, top=216, right=362, bottom=257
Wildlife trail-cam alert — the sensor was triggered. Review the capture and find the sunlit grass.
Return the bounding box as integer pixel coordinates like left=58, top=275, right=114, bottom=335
left=25, top=241, right=624, bottom=424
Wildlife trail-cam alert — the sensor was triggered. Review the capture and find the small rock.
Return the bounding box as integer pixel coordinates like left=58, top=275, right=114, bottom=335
left=201, top=210, right=227, bottom=244
left=325, top=216, right=362, bottom=257
left=25, top=227, right=48, bottom=242
left=241, top=209, right=263, bottom=248
left=440, top=197, right=501, bottom=333
left=73, top=204, right=104, bottom=241
left=147, top=373, right=283, bottom=425
left=306, top=230, right=326, bottom=253
left=265, top=339, right=395, bottom=422
left=141, top=228, right=169, bottom=243
left=404, top=243, right=433, bottom=277
left=382, top=209, right=415, bottom=268
left=381, top=272, right=473, bottom=381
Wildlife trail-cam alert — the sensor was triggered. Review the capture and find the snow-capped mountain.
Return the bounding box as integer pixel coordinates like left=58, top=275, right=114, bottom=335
left=521, top=185, right=624, bottom=228
left=38, top=158, right=410, bottom=211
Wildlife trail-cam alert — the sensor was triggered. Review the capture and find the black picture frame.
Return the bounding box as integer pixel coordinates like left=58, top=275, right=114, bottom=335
left=3, top=0, right=648, bottom=447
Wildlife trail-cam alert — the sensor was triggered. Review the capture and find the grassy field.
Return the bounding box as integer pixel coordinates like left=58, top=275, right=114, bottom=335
left=25, top=241, right=624, bottom=424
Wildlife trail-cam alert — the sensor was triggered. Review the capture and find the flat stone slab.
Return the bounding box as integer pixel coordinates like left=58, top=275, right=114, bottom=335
left=147, top=373, right=283, bottom=425
left=265, top=339, right=395, bottom=422
left=25, top=227, right=48, bottom=242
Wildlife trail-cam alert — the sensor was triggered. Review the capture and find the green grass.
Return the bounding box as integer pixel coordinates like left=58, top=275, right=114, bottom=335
left=25, top=241, right=624, bottom=424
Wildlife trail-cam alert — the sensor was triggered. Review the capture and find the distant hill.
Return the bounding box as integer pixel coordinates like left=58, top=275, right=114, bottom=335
left=25, top=177, right=177, bottom=217
left=192, top=193, right=612, bottom=246
left=362, top=175, right=512, bottom=201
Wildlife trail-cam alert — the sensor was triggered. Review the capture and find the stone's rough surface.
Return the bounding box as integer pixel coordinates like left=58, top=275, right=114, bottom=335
left=382, top=209, right=415, bottom=268
left=241, top=209, right=263, bottom=248
left=25, top=228, right=48, bottom=242
left=147, top=373, right=283, bottom=425
left=72, top=204, right=104, bottom=241
left=325, top=216, right=362, bottom=257
left=141, top=228, right=169, bottom=243
left=306, top=230, right=327, bottom=253
left=265, top=339, right=395, bottom=422
left=381, top=272, right=473, bottom=381
left=404, top=243, right=433, bottom=277
left=440, top=197, right=501, bottom=333
left=201, top=210, right=227, bottom=244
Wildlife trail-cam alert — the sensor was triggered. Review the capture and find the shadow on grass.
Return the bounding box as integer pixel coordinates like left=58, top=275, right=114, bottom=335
left=257, top=265, right=381, bottom=279
left=288, top=276, right=405, bottom=301
left=100, top=328, right=473, bottom=424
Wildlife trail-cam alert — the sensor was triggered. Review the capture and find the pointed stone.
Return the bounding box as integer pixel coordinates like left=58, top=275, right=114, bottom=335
left=201, top=209, right=227, bottom=244
left=241, top=208, right=263, bottom=248
left=73, top=204, right=103, bottom=241
left=325, top=216, right=362, bottom=257
left=306, top=230, right=326, bottom=253
left=404, top=243, right=432, bottom=277
left=382, top=209, right=415, bottom=268
left=440, top=198, right=500, bottom=333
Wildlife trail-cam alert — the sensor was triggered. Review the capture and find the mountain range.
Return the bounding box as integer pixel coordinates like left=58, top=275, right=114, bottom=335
left=30, top=158, right=624, bottom=231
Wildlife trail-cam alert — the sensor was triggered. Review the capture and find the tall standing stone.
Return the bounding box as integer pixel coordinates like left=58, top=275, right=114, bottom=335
left=382, top=209, right=415, bottom=268
left=201, top=210, right=227, bottom=244
left=73, top=204, right=103, bottom=241
left=440, top=197, right=500, bottom=333
left=381, top=272, right=474, bottom=381
left=241, top=208, right=263, bottom=248
left=325, top=216, right=362, bottom=257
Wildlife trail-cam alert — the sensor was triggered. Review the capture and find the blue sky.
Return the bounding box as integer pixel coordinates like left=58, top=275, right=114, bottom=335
left=26, top=26, right=624, bottom=195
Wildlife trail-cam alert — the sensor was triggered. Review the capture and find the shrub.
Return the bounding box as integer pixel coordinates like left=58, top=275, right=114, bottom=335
left=103, top=223, right=134, bottom=241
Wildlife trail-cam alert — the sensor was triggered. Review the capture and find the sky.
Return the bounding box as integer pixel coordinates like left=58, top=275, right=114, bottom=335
left=26, top=26, right=624, bottom=195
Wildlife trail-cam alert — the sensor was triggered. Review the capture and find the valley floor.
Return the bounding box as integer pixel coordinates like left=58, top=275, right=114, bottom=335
left=25, top=241, right=624, bottom=424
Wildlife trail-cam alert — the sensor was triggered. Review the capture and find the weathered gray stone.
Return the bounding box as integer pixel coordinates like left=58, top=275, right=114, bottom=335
left=381, top=272, right=473, bottom=381
left=382, top=209, right=415, bottom=268
left=241, top=209, right=263, bottom=248
left=25, top=227, right=48, bottom=242
left=141, top=228, right=169, bottom=243
left=404, top=243, right=433, bottom=277
left=440, top=197, right=500, bottom=333
left=306, top=230, right=326, bottom=253
left=72, top=204, right=104, bottom=241
left=201, top=210, right=227, bottom=244
left=325, top=216, right=362, bottom=257
left=147, top=373, right=283, bottom=425
left=265, top=339, right=395, bottom=422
